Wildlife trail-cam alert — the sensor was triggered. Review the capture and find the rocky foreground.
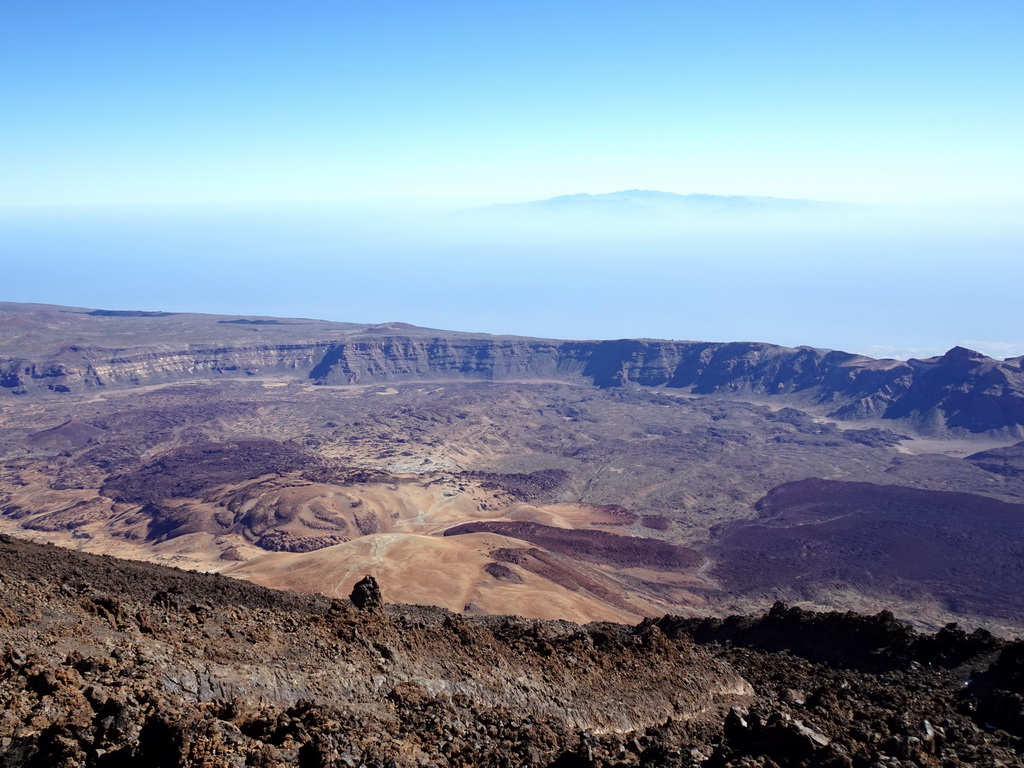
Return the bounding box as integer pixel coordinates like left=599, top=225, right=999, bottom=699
left=0, top=535, right=1022, bottom=767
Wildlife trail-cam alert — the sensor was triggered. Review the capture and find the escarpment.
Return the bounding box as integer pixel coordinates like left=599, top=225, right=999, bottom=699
left=0, top=342, right=337, bottom=395
left=307, top=337, right=579, bottom=383
left=2, top=303, right=1024, bottom=434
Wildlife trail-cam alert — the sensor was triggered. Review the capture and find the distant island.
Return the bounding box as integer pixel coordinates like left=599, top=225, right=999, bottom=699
left=476, top=189, right=846, bottom=219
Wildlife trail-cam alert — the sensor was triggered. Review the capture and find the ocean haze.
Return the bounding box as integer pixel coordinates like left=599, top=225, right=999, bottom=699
left=1, top=193, right=1022, bottom=361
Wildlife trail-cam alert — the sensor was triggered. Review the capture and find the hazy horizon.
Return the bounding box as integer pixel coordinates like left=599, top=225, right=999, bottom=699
left=2, top=2, right=1022, bottom=360
left=2, top=192, right=1022, bottom=362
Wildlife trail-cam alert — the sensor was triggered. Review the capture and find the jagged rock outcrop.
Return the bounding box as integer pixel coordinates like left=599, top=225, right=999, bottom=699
left=656, top=602, right=1000, bottom=673
left=351, top=574, right=383, bottom=610
left=965, top=642, right=1024, bottom=738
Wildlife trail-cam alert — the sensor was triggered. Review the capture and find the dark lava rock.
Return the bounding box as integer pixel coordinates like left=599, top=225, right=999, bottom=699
left=658, top=602, right=1000, bottom=673
left=483, top=562, right=524, bottom=584
left=350, top=574, right=382, bottom=610
left=964, top=640, right=1024, bottom=738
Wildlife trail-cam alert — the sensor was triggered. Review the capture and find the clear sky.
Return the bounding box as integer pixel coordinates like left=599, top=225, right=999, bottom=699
left=3, top=1, right=1022, bottom=207
left=1, top=2, right=1022, bottom=358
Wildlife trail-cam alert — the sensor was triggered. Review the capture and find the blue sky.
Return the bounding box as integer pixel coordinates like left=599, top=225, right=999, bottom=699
left=4, top=1, right=1022, bottom=207
left=1, top=2, right=1022, bottom=357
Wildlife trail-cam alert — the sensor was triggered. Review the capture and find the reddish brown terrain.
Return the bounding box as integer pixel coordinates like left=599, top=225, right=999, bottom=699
left=2, top=533, right=1023, bottom=767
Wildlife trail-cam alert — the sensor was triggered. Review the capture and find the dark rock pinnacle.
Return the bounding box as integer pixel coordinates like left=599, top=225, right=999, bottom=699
left=350, top=575, right=382, bottom=610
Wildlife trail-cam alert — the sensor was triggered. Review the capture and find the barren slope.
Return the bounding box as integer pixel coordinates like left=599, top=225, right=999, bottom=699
left=1, top=534, right=1022, bottom=767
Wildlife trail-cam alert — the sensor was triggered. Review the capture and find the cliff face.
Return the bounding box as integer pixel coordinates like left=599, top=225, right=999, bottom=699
left=0, top=343, right=335, bottom=394
left=308, top=338, right=579, bottom=383
left=307, top=337, right=1024, bottom=435
left=2, top=304, right=1023, bottom=435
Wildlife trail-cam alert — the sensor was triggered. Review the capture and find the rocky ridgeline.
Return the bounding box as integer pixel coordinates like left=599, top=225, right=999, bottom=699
left=1, top=535, right=1022, bottom=767
left=2, top=304, right=1024, bottom=434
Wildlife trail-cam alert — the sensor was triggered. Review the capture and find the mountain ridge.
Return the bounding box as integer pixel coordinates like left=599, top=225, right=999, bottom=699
left=2, top=303, right=1022, bottom=436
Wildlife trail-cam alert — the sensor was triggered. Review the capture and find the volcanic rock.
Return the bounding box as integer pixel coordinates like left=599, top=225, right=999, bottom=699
left=350, top=574, right=383, bottom=610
